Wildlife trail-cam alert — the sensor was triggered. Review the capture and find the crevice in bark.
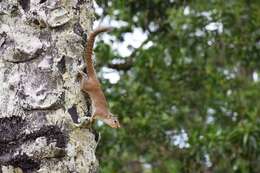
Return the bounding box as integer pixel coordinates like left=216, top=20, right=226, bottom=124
left=77, top=0, right=85, bottom=5
left=8, top=154, right=40, bottom=172
left=90, top=128, right=100, bottom=143
left=32, top=18, right=40, bottom=26
left=68, top=105, right=79, bottom=123
left=18, top=0, right=30, bottom=12
left=0, top=116, right=68, bottom=150
left=73, top=22, right=84, bottom=37
left=39, top=0, right=47, bottom=4
left=0, top=116, right=68, bottom=169
left=26, top=125, right=68, bottom=148
left=5, top=57, right=38, bottom=64
left=57, top=56, right=66, bottom=74
left=0, top=117, right=26, bottom=152
left=0, top=32, right=7, bottom=48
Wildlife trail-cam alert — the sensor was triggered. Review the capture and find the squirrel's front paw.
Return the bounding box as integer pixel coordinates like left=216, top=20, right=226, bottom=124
left=74, top=116, right=93, bottom=128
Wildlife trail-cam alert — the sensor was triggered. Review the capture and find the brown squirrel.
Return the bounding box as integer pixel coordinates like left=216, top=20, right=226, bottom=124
left=78, top=27, right=120, bottom=128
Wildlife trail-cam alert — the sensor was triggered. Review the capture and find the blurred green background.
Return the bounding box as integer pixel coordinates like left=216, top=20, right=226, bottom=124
left=93, top=0, right=260, bottom=172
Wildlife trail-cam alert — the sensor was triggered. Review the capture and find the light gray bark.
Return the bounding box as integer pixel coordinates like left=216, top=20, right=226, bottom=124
left=0, top=0, right=99, bottom=172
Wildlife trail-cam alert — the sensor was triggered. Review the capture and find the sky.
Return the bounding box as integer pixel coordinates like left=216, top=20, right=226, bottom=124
left=93, top=1, right=149, bottom=84
left=92, top=1, right=256, bottom=84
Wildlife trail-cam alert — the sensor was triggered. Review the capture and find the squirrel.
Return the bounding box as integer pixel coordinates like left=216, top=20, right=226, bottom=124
left=78, top=27, right=120, bottom=128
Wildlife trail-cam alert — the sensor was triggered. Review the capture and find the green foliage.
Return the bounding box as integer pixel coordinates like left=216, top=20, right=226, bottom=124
left=94, top=0, right=260, bottom=172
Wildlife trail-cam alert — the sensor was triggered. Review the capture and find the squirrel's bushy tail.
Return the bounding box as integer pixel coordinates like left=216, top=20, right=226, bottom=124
left=85, top=27, right=112, bottom=77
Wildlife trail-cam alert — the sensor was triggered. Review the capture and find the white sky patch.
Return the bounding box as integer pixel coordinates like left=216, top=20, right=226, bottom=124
left=207, top=108, right=216, bottom=115
left=206, top=108, right=215, bottom=124
left=222, top=69, right=235, bottom=79
left=182, top=24, right=189, bottom=30
left=92, top=3, right=148, bottom=83
left=143, top=163, right=152, bottom=170
left=133, top=15, right=138, bottom=22
left=171, top=105, right=178, bottom=113
left=123, top=27, right=148, bottom=49
left=232, top=112, right=238, bottom=121
left=201, top=11, right=212, bottom=20
left=220, top=106, right=232, bottom=117
left=93, top=0, right=104, bottom=16
left=205, top=22, right=223, bottom=33
left=207, top=40, right=214, bottom=46
left=93, top=14, right=147, bottom=57
left=111, top=58, right=126, bottom=64
left=97, top=120, right=104, bottom=127
left=184, top=6, right=190, bottom=15
left=101, top=67, right=120, bottom=84
left=113, top=9, right=120, bottom=16
left=227, top=89, right=232, bottom=96
left=183, top=57, right=192, bottom=64
left=253, top=71, right=259, bottom=82
left=99, top=26, right=148, bottom=57
left=93, top=16, right=128, bottom=29
left=148, top=22, right=159, bottom=32
left=195, top=29, right=205, bottom=37
left=143, top=41, right=153, bottom=49
left=256, top=40, right=260, bottom=49
left=107, top=1, right=112, bottom=6
left=205, top=154, right=213, bottom=167
left=164, top=49, right=172, bottom=66
left=166, top=129, right=190, bottom=149
left=206, top=116, right=215, bottom=124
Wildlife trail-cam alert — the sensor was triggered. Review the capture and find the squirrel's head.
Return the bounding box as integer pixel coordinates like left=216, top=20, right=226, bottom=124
left=103, top=114, right=120, bottom=128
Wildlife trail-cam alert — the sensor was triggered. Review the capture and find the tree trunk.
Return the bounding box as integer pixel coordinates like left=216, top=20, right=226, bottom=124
left=0, top=0, right=99, bottom=172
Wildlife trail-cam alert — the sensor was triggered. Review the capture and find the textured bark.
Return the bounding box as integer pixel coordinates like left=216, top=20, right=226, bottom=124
left=0, top=0, right=99, bottom=172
